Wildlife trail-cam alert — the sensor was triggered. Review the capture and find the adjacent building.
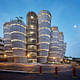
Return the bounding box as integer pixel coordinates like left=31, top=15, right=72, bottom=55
left=48, top=27, right=66, bottom=63
left=63, top=42, right=66, bottom=57
left=58, top=32, right=66, bottom=59
left=0, top=37, right=4, bottom=57
left=37, top=10, right=52, bottom=63
left=4, top=19, right=27, bottom=63
left=4, top=22, right=13, bottom=62
left=48, top=27, right=59, bottom=63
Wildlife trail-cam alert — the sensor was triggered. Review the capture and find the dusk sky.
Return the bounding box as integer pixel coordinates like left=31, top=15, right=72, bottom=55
left=0, top=0, right=80, bottom=58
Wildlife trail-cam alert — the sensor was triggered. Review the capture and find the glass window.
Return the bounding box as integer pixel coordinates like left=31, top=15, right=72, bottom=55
left=28, top=45, right=37, bottom=50
left=30, top=16, right=34, bottom=19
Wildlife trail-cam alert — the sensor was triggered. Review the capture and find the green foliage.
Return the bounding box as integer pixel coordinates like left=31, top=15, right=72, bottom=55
left=16, top=16, right=24, bottom=23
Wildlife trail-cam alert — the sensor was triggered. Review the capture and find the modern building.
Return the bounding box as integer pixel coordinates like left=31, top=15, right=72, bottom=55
left=4, top=22, right=13, bottom=62
left=37, top=10, right=52, bottom=63
left=4, top=19, right=27, bottom=63
left=48, top=27, right=59, bottom=63
left=63, top=42, right=66, bottom=58
left=26, top=12, right=38, bottom=63
left=48, top=27, right=66, bottom=63
left=0, top=37, right=4, bottom=58
left=3, top=10, right=67, bottom=63
left=58, top=32, right=65, bottom=61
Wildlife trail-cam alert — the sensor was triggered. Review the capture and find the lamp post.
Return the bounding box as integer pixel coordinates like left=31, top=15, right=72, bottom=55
left=27, top=54, right=31, bottom=63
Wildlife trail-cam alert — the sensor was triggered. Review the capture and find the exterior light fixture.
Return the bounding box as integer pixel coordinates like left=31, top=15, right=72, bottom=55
left=53, top=57, right=56, bottom=59
left=27, top=54, right=30, bottom=58
left=4, top=54, right=7, bottom=58
left=60, top=59, right=63, bottom=61
left=30, top=16, right=34, bottom=19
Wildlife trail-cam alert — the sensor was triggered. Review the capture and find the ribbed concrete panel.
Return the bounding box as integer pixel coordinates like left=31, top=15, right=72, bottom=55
left=4, top=20, right=27, bottom=63
left=38, top=10, right=51, bottom=63
left=48, top=27, right=59, bottom=62
left=4, top=22, right=13, bottom=56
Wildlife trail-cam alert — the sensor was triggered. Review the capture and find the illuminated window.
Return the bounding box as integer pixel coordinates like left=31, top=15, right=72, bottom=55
left=28, top=45, right=37, bottom=49
left=30, top=16, right=34, bottom=19
left=11, top=39, right=26, bottom=43
left=30, top=25, right=34, bottom=28
left=29, top=52, right=37, bottom=54
left=30, top=25, right=36, bottom=29
left=29, top=38, right=36, bottom=41
left=12, top=47, right=26, bottom=50
left=30, top=31, right=35, bottom=34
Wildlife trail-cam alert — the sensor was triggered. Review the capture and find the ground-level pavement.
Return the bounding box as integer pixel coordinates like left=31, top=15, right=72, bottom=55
left=0, top=63, right=73, bottom=73
left=0, top=69, right=80, bottom=80
left=0, top=63, right=80, bottom=80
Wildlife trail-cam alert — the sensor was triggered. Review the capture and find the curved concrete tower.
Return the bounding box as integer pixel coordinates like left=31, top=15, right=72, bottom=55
left=48, top=27, right=59, bottom=63
left=58, top=32, right=64, bottom=59
left=38, top=10, right=51, bottom=63
left=4, top=20, right=27, bottom=63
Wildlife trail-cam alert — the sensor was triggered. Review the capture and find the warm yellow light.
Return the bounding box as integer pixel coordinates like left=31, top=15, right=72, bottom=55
left=60, top=59, right=63, bottom=61
left=30, top=25, right=35, bottom=29
left=10, top=24, right=26, bottom=29
left=65, top=60, right=67, bottom=62
left=30, top=31, right=34, bottom=34
left=53, top=57, right=56, bottom=59
left=38, top=42, right=50, bottom=44
left=12, top=47, right=26, bottom=50
left=11, top=31, right=26, bottom=36
left=11, top=39, right=26, bottom=43
left=4, top=54, right=7, bottom=58
left=27, top=54, right=30, bottom=58
left=30, top=38, right=36, bottom=41
left=67, top=60, right=70, bottom=63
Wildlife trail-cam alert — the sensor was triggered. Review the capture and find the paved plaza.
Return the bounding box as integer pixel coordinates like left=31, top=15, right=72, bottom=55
left=0, top=63, right=80, bottom=80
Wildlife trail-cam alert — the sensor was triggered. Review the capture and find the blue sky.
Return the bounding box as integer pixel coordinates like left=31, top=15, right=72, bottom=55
left=0, top=0, right=80, bottom=58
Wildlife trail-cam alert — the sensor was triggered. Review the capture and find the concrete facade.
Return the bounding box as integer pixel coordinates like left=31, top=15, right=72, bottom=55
left=38, top=10, right=52, bottom=63
left=3, top=10, right=67, bottom=63
left=0, top=37, right=4, bottom=57
left=48, top=27, right=59, bottom=63
left=4, top=20, right=27, bottom=63
left=26, top=12, right=38, bottom=63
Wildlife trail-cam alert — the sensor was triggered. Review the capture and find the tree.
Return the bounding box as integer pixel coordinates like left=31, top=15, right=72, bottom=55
left=16, top=16, right=24, bottom=23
